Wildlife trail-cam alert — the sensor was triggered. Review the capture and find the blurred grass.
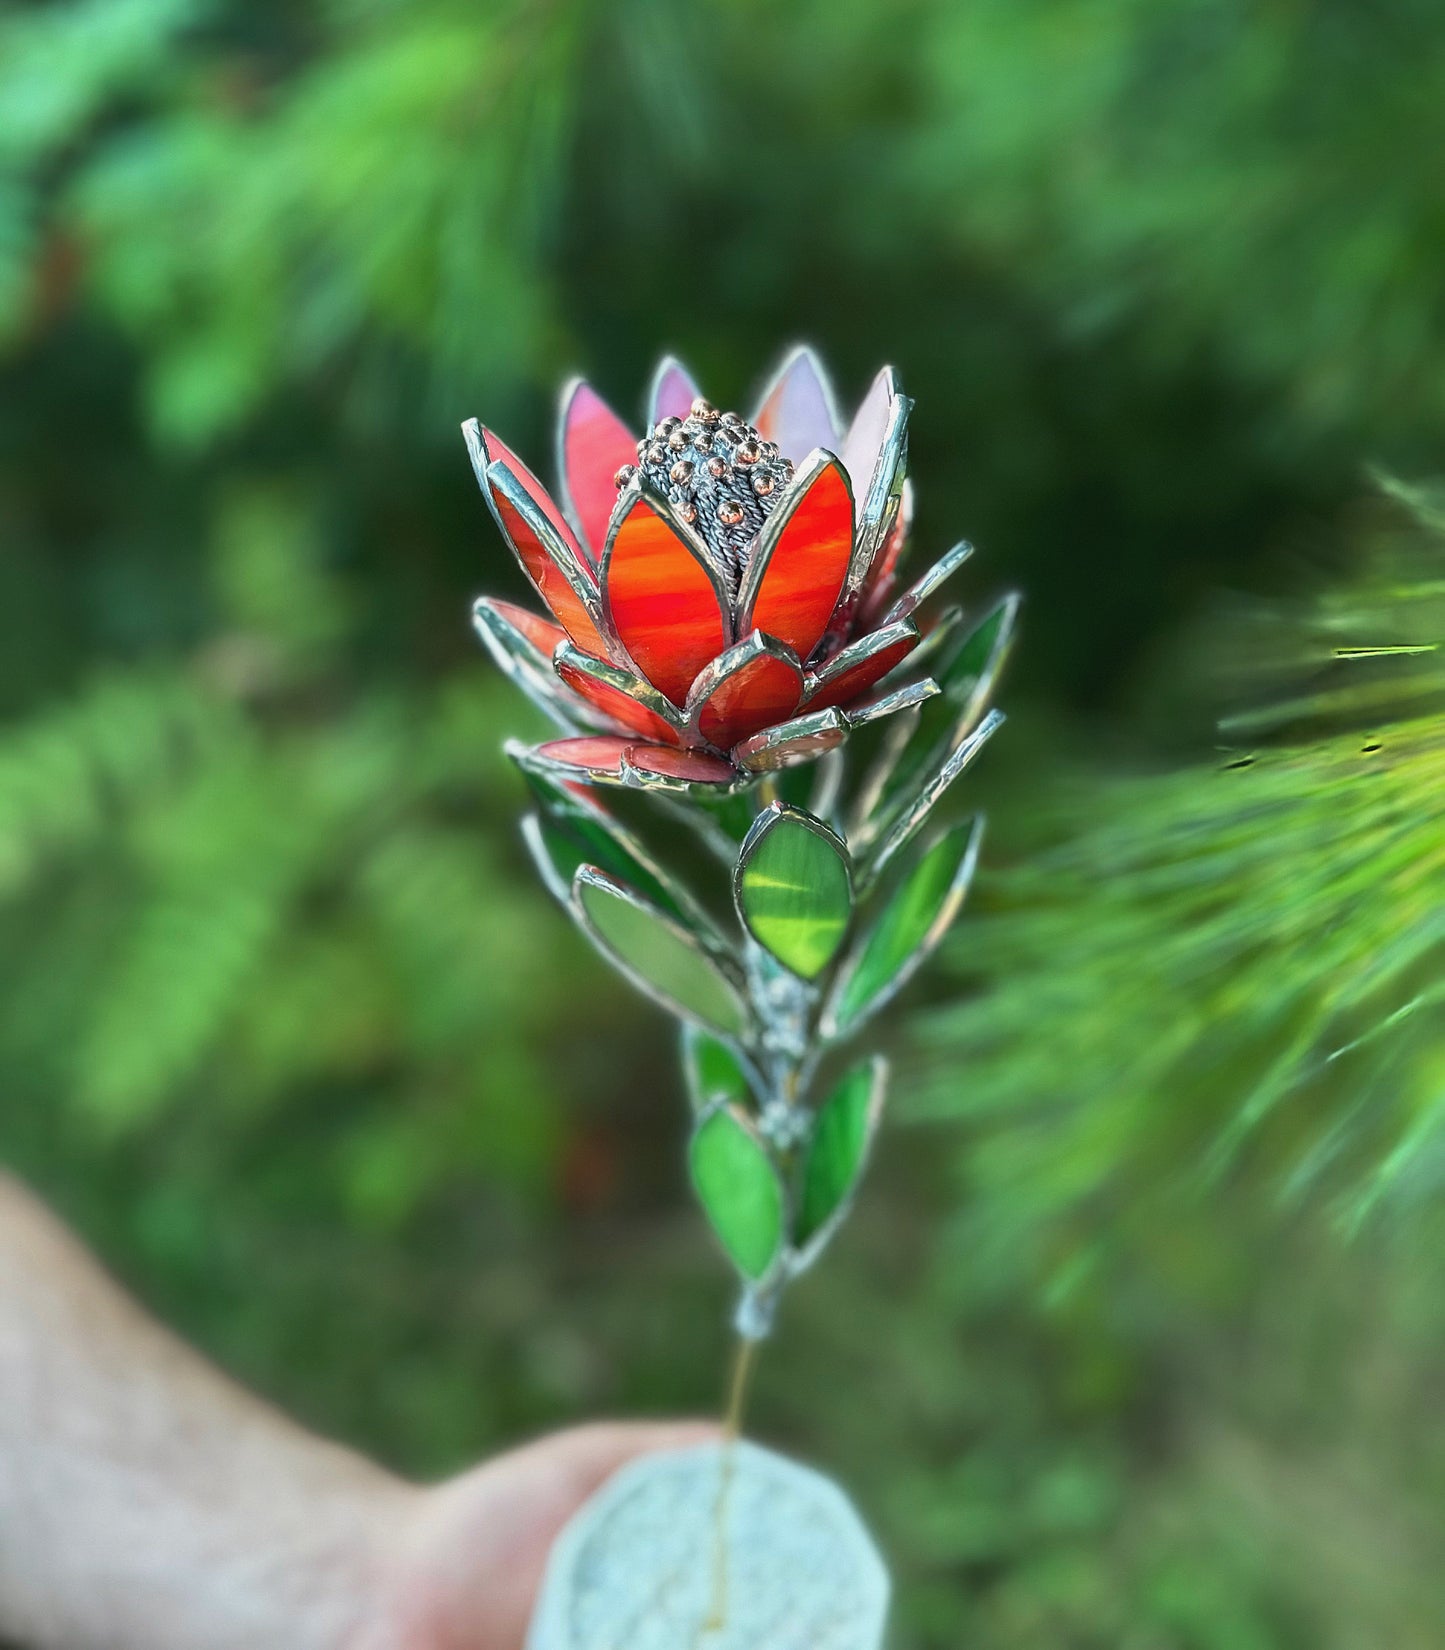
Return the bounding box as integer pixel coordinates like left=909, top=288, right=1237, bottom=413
left=1, top=1, right=1444, bottom=1644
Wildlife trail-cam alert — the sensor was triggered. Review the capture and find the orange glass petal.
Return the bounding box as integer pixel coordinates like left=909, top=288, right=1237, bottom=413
left=603, top=493, right=730, bottom=707
left=696, top=651, right=804, bottom=750
left=562, top=382, right=636, bottom=561
left=555, top=655, right=684, bottom=745
left=744, top=458, right=854, bottom=661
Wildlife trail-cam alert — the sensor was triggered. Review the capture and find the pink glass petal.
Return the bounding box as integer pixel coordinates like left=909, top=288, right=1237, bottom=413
left=473, top=598, right=589, bottom=728
left=829, top=382, right=909, bottom=645
left=841, top=366, right=897, bottom=520
left=649, top=356, right=702, bottom=425
left=734, top=709, right=850, bottom=773
left=533, top=736, right=631, bottom=779
left=690, top=643, right=805, bottom=750
left=555, top=654, right=685, bottom=746
left=602, top=488, right=731, bottom=707
left=625, top=745, right=737, bottom=785
left=490, top=599, right=565, bottom=659
left=805, top=620, right=920, bottom=712
left=560, top=380, right=637, bottom=562
left=751, top=346, right=842, bottom=465
left=738, top=454, right=854, bottom=662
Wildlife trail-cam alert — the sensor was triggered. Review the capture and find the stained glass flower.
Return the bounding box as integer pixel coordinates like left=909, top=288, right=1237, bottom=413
left=465, top=347, right=967, bottom=791
left=465, top=343, right=1016, bottom=1345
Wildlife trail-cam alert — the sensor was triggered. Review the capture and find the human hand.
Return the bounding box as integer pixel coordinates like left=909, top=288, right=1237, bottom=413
left=0, top=1172, right=717, bottom=1650
left=359, top=1421, right=718, bottom=1650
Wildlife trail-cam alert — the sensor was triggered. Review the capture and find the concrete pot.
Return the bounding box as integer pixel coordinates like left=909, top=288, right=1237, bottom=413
left=528, top=1440, right=889, bottom=1650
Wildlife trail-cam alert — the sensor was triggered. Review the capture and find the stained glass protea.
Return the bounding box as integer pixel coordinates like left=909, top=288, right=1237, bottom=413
left=465, top=346, right=1015, bottom=1336
left=466, top=347, right=964, bottom=790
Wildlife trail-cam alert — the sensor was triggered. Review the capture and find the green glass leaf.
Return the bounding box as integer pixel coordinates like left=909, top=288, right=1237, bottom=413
left=689, top=1104, right=785, bottom=1281
left=557, top=771, right=738, bottom=875
left=828, top=818, right=983, bottom=1035
left=879, top=593, right=1018, bottom=813
left=764, top=747, right=845, bottom=824
left=681, top=1025, right=754, bottom=1112
left=796, top=1058, right=887, bottom=1251
left=735, top=803, right=852, bottom=979
left=519, top=765, right=735, bottom=944
left=944, top=593, right=1018, bottom=707
left=572, top=868, right=747, bottom=1038
left=522, top=808, right=684, bottom=921
left=774, top=761, right=818, bottom=810
left=695, top=788, right=761, bottom=845
left=909, top=603, right=966, bottom=673
left=515, top=754, right=592, bottom=817
left=866, top=710, right=1001, bottom=886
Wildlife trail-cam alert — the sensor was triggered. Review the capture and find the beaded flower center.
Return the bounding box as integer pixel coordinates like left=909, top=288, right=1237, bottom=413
left=614, top=398, right=796, bottom=586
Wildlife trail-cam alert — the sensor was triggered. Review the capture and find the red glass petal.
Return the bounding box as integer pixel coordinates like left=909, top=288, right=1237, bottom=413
left=560, top=381, right=636, bottom=562
left=602, top=488, right=731, bottom=707
left=472, top=423, right=583, bottom=557
left=687, top=636, right=804, bottom=750
left=847, top=677, right=938, bottom=726
left=752, top=346, right=841, bottom=465
left=859, top=479, right=913, bottom=625
left=554, top=651, right=685, bottom=746
left=649, top=356, right=702, bottom=425
left=806, top=620, right=920, bottom=712
left=738, top=454, right=854, bottom=662
left=488, top=466, right=610, bottom=658
left=625, top=745, right=736, bottom=785
left=882, top=539, right=972, bottom=625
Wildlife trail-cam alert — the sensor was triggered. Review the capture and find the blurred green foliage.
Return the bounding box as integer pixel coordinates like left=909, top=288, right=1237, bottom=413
left=1, top=1, right=1443, bottom=1645
left=917, top=485, right=1445, bottom=1244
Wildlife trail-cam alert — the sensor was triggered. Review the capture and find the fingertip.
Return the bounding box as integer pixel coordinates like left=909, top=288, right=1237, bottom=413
left=538, top=1418, right=723, bottom=1493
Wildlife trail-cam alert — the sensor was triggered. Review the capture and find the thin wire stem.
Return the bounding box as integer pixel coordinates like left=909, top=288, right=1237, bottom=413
left=702, top=1333, right=763, bottom=1640
left=722, top=1332, right=760, bottom=1441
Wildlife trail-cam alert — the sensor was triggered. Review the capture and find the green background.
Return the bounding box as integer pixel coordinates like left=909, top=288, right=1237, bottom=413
left=2, top=2, right=1443, bottom=1644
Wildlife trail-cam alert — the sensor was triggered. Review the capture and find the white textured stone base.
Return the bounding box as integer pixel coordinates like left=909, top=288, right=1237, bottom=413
left=527, top=1441, right=889, bottom=1650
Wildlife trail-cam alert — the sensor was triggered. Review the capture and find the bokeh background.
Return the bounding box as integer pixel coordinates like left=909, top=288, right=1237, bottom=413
left=3, top=1, right=1444, bottom=1644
